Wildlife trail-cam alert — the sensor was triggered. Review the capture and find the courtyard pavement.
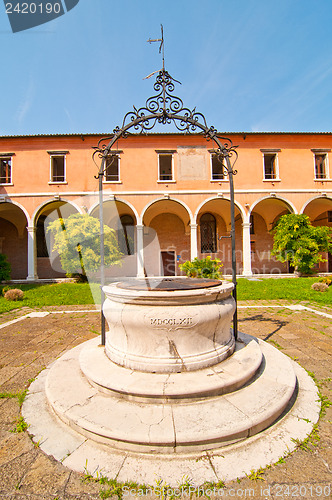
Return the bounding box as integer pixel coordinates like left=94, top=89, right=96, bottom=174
left=0, top=301, right=331, bottom=499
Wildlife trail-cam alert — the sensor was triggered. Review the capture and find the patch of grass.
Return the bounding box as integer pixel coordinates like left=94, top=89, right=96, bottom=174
left=0, top=282, right=99, bottom=314
left=306, top=371, right=332, bottom=418
left=291, top=423, right=320, bottom=452
left=245, top=467, right=266, bottom=481
left=318, top=393, right=332, bottom=418
left=237, top=277, right=332, bottom=305
left=81, top=467, right=227, bottom=500
left=16, top=390, right=27, bottom=407
left=267, top=339, right=284, bottom=349
left=10, top=416, right=29, bottom=433
left=89, top=327, right=99, bottom=335
left=0, top=391, right=17, bottom=399
left=0, top=389, right=27, bottom=406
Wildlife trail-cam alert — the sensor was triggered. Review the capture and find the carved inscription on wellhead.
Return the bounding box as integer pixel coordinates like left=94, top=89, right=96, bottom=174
left=144, top=312, right=199, bottom=331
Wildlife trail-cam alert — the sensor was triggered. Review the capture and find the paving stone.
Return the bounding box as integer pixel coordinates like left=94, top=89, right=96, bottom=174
left=0, top=433, right=33, bottom=467
left=18, top=453, right=70, bottom=496
left=64, top=471, right=101, bottom=498
left=0, top=450, right=37, bottom=493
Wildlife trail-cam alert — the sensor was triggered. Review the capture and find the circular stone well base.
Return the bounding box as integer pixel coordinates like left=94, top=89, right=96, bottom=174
left=22, top=333, right=320, bottom=484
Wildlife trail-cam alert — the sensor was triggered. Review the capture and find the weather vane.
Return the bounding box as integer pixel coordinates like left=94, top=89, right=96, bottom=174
left=145, top=24, right=165, bottom=79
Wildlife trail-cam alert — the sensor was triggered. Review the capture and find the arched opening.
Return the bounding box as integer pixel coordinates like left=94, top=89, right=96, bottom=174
left=143, top=199, right=190, bottom=276
left=90, top=200, right=138, bottom=278
left=35, top=201, right=80, bottom=279
left=200, top=213, right=217, bottom=254
left=197, top=199, right=243, bottom=275
left=303, top=197, right=332, bottom=273
left=250, top=197, right=294, bottom=274
left=0, top=202, right=28, bottom=280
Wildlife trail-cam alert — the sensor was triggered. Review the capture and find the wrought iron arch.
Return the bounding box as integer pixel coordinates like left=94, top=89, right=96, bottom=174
left=93, top=69, right=238, bottom=343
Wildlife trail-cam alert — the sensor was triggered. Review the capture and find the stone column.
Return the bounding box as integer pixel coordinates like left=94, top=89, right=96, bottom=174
left=242, top=222, right=252, bottom=276
left=136, top=225, right=145, bottom=278
left=27, top=226, right=38, bottom=280
left=190, top=224, right=198, bottom=261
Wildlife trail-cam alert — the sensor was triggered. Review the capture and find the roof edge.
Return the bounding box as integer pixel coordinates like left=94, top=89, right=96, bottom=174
left=0, top=131, right=332, bottom=139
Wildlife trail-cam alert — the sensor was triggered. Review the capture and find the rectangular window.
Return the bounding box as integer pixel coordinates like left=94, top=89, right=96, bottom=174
left=312, top=149, right=330, bottom=180
left=314, top=153, right=327, bottom=179
left=51, top=155, right=65, bottom=182
left=211, top=153, right=225, bottom=180
left=261, top=149, right=280, bottom=181
left=48, top=151, right=68, bottom=183
left=328, top=211, right=332, bottom=222
left=263, top=153, right=277, bottom=179
left=105, top=154, right=120, bottom=182
left=0, top=157, right=12, bottom=184
left=158, top=154, right=173, bottom=181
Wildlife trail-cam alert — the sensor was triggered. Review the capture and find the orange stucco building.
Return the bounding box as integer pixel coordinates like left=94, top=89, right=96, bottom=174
left=0, top=131, right=331, bottom=280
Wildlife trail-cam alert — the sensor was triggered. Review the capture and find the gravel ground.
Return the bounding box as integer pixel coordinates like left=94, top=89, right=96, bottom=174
left=0, top=302, right=331, bottom=499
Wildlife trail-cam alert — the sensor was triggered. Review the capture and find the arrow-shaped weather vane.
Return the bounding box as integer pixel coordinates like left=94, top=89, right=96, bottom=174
left=146, top=24, right=165, bottom=78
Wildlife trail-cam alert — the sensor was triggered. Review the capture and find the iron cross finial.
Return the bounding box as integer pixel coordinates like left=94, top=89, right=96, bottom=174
left=147, top=24, right=165, bottom=71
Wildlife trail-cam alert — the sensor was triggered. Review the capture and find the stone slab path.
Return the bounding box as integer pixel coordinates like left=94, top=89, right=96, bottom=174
left=0, top=302, right=331, bottom=499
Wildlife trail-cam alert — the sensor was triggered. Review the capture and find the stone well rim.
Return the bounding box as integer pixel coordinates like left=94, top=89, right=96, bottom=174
left=115, top=277, right=223, bottom=291
left=103, top=278, right=234, bottom=305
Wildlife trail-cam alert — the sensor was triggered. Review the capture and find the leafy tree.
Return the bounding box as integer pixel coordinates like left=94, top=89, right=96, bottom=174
left=179, top=256, right=223, bottom=279
left=0, top=254, right=11, bottom=281
left=271, top=214, right=332, bottom=274
left=47, top=213, right=122, bottom=279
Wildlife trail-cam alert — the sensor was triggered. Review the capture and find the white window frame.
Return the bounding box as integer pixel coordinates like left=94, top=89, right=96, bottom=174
left=0, top=153, right=14, bottom=185
left=103, top=151, right=122, bottom=184
left=312, top=149, right=330, bottom=181
left=48, top=151, right=68, bottom=184
left=261, top=149, right=281, bottom=182
left=156, top=150, right=176, bottom=183
left=209, top=150, right=228, bottom=182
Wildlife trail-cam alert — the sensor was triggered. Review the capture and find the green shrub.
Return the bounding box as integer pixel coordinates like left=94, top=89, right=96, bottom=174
left=0, top=254, right=11, bottom=281
left=179, top=257, right=222, bottom=279
left=65, top=272, right=88, bottom=283
left=318, top=277, right=332, bottom=286
left=272, top=214, right=332, bottom=275
left=2, top=285, right=13, bottom=296
left=47, top=213, right=122, bottom=279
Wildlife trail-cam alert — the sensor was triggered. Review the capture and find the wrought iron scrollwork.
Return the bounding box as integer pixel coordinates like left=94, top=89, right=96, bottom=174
left=93, top=69, right=238, bottom=177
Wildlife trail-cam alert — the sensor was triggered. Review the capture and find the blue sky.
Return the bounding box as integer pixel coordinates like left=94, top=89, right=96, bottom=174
left=1, top=0, right=332, bottom=135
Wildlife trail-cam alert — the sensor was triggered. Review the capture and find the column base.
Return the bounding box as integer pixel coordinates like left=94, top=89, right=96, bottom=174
left=26, top=275, right=39, bottom=281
